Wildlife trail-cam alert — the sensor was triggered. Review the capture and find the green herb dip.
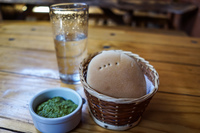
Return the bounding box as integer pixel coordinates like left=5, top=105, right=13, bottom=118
left=36, top=97, right=78, bottom=118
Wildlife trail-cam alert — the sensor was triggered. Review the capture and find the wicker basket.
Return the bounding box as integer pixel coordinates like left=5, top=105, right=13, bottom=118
left=79, top=50, right=159, bottom=130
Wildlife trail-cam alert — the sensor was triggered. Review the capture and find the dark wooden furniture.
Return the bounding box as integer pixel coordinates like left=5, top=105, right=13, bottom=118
left=0, top=0, right=198, bottom=35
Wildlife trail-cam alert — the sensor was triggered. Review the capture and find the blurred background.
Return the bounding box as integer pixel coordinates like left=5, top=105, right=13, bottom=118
left=0, top=0, right=199, bottom=37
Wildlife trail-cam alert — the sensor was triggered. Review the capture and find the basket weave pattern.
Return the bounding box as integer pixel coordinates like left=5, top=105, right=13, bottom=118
left=79, top=51, right=159, bottom=129
left=84, top=89, right=152, bottom=126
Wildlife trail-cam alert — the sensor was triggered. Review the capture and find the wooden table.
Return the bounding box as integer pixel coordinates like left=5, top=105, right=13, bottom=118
left=0, top=21, right=200, bottom=133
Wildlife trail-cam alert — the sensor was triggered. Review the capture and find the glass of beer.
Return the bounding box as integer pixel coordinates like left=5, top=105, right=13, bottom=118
left=49, top=3, right=88, bottom=84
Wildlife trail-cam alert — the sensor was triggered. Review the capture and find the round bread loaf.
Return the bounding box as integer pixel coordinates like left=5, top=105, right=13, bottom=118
left=86, top=50, right=146, bottom=98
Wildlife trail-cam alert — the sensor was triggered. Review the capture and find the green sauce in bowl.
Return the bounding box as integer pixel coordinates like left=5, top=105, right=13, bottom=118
left=36, top=97, right=78, bottom=118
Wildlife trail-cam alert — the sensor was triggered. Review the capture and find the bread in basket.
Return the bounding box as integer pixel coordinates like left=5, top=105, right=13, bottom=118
left=79, top=50, right=159, bottom=130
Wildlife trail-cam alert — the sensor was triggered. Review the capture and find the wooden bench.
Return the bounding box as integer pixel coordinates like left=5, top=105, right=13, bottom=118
left=0, top=0, right=198, bottom=33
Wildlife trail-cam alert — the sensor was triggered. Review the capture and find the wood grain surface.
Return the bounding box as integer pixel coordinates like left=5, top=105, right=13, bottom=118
left=0, top=21, right=200, bottom=133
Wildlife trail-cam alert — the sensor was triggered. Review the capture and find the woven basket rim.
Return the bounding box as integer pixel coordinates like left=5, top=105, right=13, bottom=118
left=80, top=50, right=159, bottom=104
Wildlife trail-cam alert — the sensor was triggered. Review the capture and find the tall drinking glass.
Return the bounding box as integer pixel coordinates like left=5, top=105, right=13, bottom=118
left=49, top=3, right=88, bottom=84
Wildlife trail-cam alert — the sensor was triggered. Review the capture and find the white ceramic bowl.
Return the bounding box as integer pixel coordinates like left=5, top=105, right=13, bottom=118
left=29, top=87, right=83, bottom=133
